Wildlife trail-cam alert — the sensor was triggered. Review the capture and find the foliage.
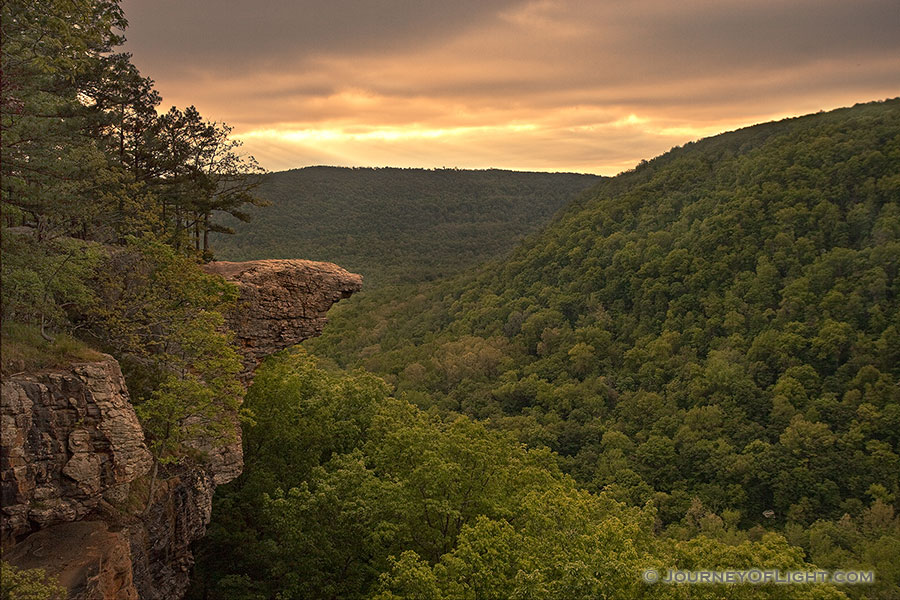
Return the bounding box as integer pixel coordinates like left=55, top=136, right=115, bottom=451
left=80, top=238, right=244, bottom=462
left=152, top=106, right=266, bottom=254
left=1, top=0, right=263, bottom=248
left=0, top=562, right=65, bottom=600
left=193, top=351, right=854, bottom=600
left=0, top=0, right=127, bottom=240
left=2, top=232, right=244, bottom=466
left=0, top=233, right=102, bottom=336
left=211, top=167, right=599, bottom=286
left=0, top=3, right=259, bottom=586
left=302, top=99, right=900, bottom=597
left=0, top=0, right=256, bottom=500
left=0, top=321, right=104, bottom=375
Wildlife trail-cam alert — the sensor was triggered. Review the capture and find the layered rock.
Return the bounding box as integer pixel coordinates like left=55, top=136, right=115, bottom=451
left=0, top=358, right=152, bottom=544
left=203, top=259, right=363, bottom=375
left=1, top=258, right=361, bottom=599
left=126, top=466, right=215, bottom=599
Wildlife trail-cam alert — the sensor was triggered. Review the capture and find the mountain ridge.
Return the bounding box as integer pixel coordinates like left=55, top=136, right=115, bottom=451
left=211, top=166, right=601, bottom=286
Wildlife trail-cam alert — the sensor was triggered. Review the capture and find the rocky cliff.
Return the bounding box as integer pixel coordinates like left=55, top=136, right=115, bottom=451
left=202, top=259, right=363, bottom=376
left=1, top=259, right=361, bottom=599
left=1, top=359, right=150, bottom=599
left=1, top=358, right=152, bottom=544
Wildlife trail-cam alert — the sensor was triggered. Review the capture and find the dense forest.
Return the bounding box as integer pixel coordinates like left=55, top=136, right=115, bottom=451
left=211, top=167, right=599, bottom=286
left=192, top=349, right=860, bottom=600
left=192, top=100, right=900, bottom=599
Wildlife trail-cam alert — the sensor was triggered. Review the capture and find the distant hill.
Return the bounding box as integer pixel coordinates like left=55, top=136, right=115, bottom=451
left=210, top=167, right=600, bottom=286
left=307, top=99, right=900, bottom=546
left=199, top=100, right=900, bottom=600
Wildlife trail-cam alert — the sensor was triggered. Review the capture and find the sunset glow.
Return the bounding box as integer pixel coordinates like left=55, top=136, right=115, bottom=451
left=121, top=0, right=900, bottom=174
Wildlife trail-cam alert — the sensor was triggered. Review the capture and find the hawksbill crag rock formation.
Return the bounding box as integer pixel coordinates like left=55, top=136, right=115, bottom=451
left=1, top=259, right=362, bottom=599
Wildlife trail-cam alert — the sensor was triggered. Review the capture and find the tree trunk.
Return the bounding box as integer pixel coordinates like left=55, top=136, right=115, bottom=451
left=143, top=460, right=159, bottom=516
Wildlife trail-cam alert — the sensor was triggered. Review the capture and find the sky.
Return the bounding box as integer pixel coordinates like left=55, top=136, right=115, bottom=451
left=121, top=0, right=900, bottom=176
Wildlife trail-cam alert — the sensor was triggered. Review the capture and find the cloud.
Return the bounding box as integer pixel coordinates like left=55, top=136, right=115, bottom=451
left=120, top=0, right=900, bottom=174
left=121, top=0, right=523, bottom=73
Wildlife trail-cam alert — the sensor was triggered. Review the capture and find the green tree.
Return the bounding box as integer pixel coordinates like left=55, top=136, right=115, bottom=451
left=1, top=0, right=127, bottom=239
left=153, top=106, right=264, bottom=253
left=0, top=562, right=65, bottom=600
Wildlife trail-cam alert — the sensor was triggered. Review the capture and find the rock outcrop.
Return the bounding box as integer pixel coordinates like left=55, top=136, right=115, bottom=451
left=203, top=259, right=363, bottom=375
left=126, top=466, right=215, bottom=599
left=0, top=358, right=152, bottom=545
left=1, top=259, right=361, bottom=599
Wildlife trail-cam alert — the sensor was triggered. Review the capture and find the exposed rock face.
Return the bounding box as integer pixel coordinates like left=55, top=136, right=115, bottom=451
left=203, top=259, right=363, bottom=375
left=182, top=414, right=243, bottom=487
left=4, top=520, right=138, bottom=600
left=0, top=358, right=152, bottom=545
left=1, top=259, right=361, bottom=599
left=126, top=467, right=215, bottom=599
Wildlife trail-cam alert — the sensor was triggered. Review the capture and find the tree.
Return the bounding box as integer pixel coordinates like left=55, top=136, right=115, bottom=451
left=0, top=561, right=65, bottom=600
left=74, top=238, right=246, bottom=507
left=1, top=0, right=127, bottom=239
left=153, top=106, right=265, bottom=253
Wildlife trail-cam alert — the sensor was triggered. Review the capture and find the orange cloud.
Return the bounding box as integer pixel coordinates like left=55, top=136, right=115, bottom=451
left=122, top=0, right=900, bottom=174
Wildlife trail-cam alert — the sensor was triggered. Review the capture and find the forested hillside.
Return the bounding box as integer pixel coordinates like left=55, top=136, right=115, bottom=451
left=193, top=350, right=858, bottom=600
left=297, top=99, right=900, bottom=594
left=194, top=99, right=900, bottom=599
left=211, top=167, right=599, bottom=285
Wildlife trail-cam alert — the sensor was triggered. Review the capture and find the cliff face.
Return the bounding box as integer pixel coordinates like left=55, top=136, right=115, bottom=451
left=1, top=259, right=361, bottom=599
left=1, top=359, right=151, bottom=599
left=0, top=358, right=152, bottom=544
left=126, top=466, right=216, bottom=599
left=4, top=521, right=139, bottom=600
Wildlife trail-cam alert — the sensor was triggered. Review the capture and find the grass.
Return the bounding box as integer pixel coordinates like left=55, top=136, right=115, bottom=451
left=1, top=321, right=105, bottom=375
